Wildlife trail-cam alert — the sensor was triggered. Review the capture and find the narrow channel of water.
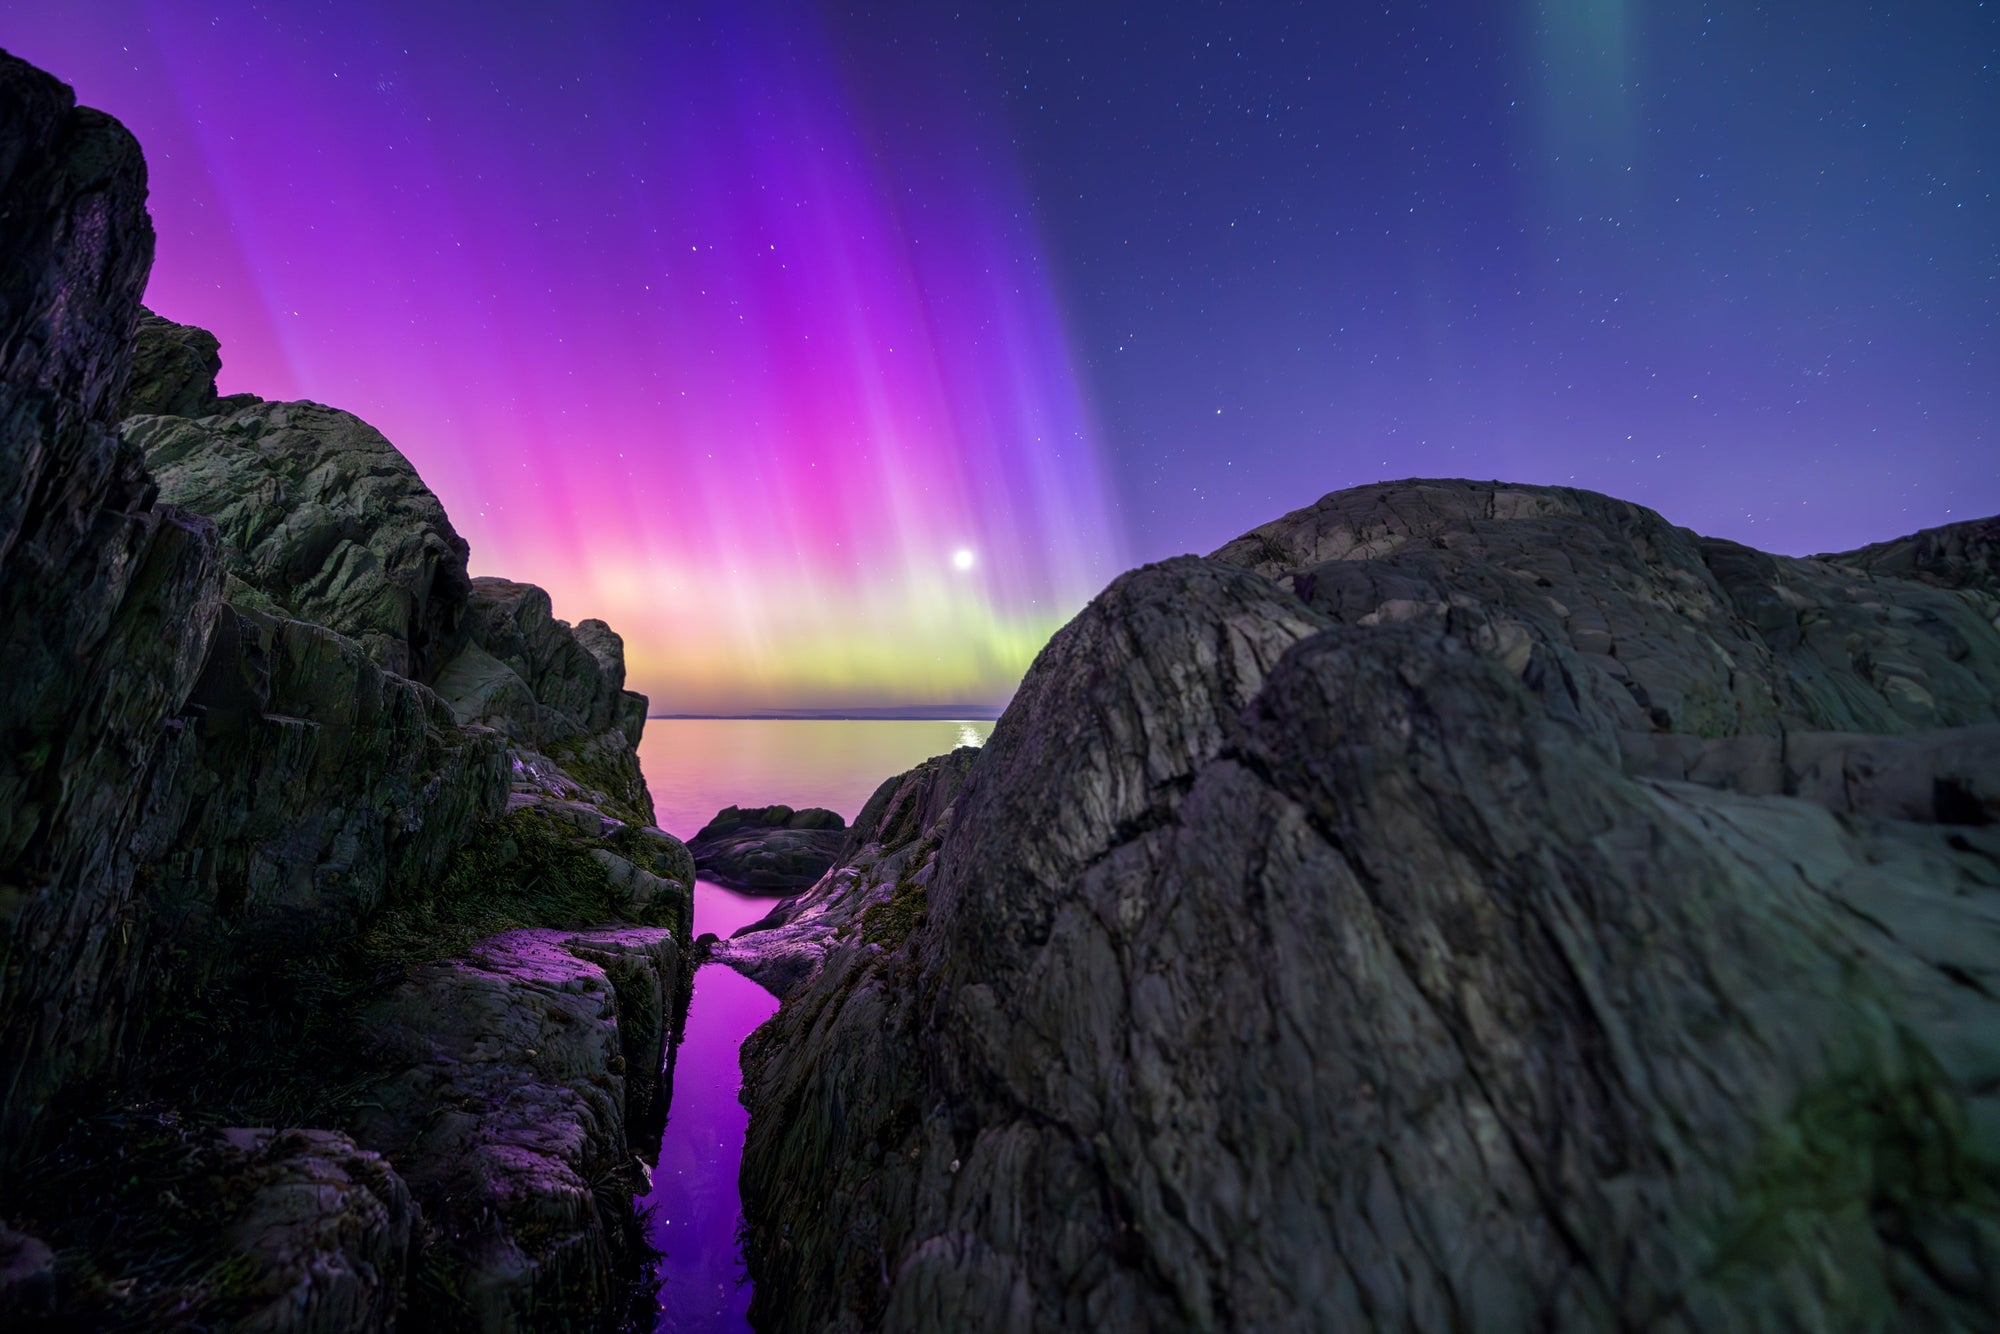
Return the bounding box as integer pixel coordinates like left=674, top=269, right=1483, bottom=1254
left=633, top=719, right=994, bottom=1331
left=640, top=884, right=779, bottom=1331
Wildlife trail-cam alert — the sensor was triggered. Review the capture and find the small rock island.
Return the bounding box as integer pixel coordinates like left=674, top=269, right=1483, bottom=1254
left=688, top=804, right=849, bottom=893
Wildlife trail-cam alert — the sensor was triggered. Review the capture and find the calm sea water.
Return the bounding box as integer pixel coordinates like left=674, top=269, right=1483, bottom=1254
left=633, top=719, right=994, bottom=1332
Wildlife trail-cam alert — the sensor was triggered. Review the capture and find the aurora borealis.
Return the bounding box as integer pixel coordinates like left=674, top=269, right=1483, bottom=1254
left=3, top=1, right=1994, bottom=713
left=3, top=1, right=1124, bottom=713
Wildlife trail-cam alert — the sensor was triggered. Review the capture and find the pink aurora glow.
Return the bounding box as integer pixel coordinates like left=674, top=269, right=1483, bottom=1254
left=6, top=1, right=1126, bottom=712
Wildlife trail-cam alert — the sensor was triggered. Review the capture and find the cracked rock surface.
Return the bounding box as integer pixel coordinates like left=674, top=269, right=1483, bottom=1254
left=732, top=480, right=2000, bottom=1333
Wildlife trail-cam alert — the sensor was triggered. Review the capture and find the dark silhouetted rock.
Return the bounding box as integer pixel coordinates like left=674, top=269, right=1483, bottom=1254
left=0, top=49, right=225, bottom=1154
left=124, top=399, right=474, bottom=681
left=688, top=803, right=847, bottom=893
left=731, top=482, right=2000, bottom=1333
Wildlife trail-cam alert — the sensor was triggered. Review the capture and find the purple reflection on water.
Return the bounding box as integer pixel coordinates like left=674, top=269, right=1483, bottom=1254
left=632, top=721, right=993, bottom=1328
left=642, top=882, right=781, bottom=1332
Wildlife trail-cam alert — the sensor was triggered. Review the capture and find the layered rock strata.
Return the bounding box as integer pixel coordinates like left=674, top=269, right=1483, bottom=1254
left=731, top=480, right=2000, bottom=1332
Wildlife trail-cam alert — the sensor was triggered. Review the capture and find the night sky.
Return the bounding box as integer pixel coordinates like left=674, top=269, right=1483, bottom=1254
left=4, top=1, right=1995, bottom=711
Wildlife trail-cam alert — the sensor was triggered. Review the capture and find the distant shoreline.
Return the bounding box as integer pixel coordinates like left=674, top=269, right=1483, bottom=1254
left=650, top=710, right=1003, bottom=722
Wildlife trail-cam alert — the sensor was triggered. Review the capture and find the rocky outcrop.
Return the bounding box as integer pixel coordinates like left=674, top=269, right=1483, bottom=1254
left=732, top=481, right=2000, bottom=1332
left=207, top=1127, right=420, bottom=1334
left=1, top=1116, right=417, bottom=1331
left=1827, top=513, right=2000, bottom=598
left=1214, top=481, right=2000, bottom=739
left=0, top=47, right=225, bottom=1154
left=711, top=752, right=978, bottom=996
left=117, top=306, right=245, bottom=419
left=125, top=399, right=473, bottom=681
left=0, top=51, right=695, bottom=1331
left=132, top=603, right=511, bottom=1017
left=349, top=928, right=686, bottom=1329
left=436, top=577, right=654, bottom=825
left=687, top=804, right=847, bottom=893
left=116, top=319, right=654, bottom=831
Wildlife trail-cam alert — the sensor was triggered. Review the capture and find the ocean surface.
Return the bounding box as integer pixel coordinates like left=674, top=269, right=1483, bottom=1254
left=633, top=718, right=995, bottom=1332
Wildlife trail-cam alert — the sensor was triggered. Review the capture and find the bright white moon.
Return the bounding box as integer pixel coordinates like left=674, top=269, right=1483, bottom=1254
left=952, top=548, right=976, bottom=571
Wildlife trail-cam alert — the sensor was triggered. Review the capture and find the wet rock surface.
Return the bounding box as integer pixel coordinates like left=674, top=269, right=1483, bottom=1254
left=688, top=803, right=848, bottom=893
left=732, top=482, right=2000, bottom=1333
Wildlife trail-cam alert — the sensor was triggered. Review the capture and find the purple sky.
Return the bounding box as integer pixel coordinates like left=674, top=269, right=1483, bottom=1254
left=3, top=0, right=1994, bottom=708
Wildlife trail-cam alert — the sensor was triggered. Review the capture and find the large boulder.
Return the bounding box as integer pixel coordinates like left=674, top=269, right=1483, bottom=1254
left=1213, top=480, right=2000, bottom=740
left=687, top=804, right=847, bottom=893
left=124, top=399, right=473, bottom=681
left=732, top=483, right=2000, bottom=1332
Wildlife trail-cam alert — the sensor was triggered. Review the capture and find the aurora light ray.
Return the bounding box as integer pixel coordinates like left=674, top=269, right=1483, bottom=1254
left=4, top=0, right=1126, bottom=714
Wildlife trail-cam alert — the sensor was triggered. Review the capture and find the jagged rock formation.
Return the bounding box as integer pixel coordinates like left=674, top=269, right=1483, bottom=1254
left=0, top=51, right=693, bottom=1331
left=688, top=803, right=848, bottom=893
left=731, top=480, right=2000, bottom=1332
left=0, top=45, right=225, bottom=1155
left=118, top=307, right=241, bottom=419
left=709, top=753, right=978, bottom=995
left=436, top=577, right=654, bottom=825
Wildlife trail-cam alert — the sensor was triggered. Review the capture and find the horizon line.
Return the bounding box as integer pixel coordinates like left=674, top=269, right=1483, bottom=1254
left=649, top=708, right=1005, bottom=722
